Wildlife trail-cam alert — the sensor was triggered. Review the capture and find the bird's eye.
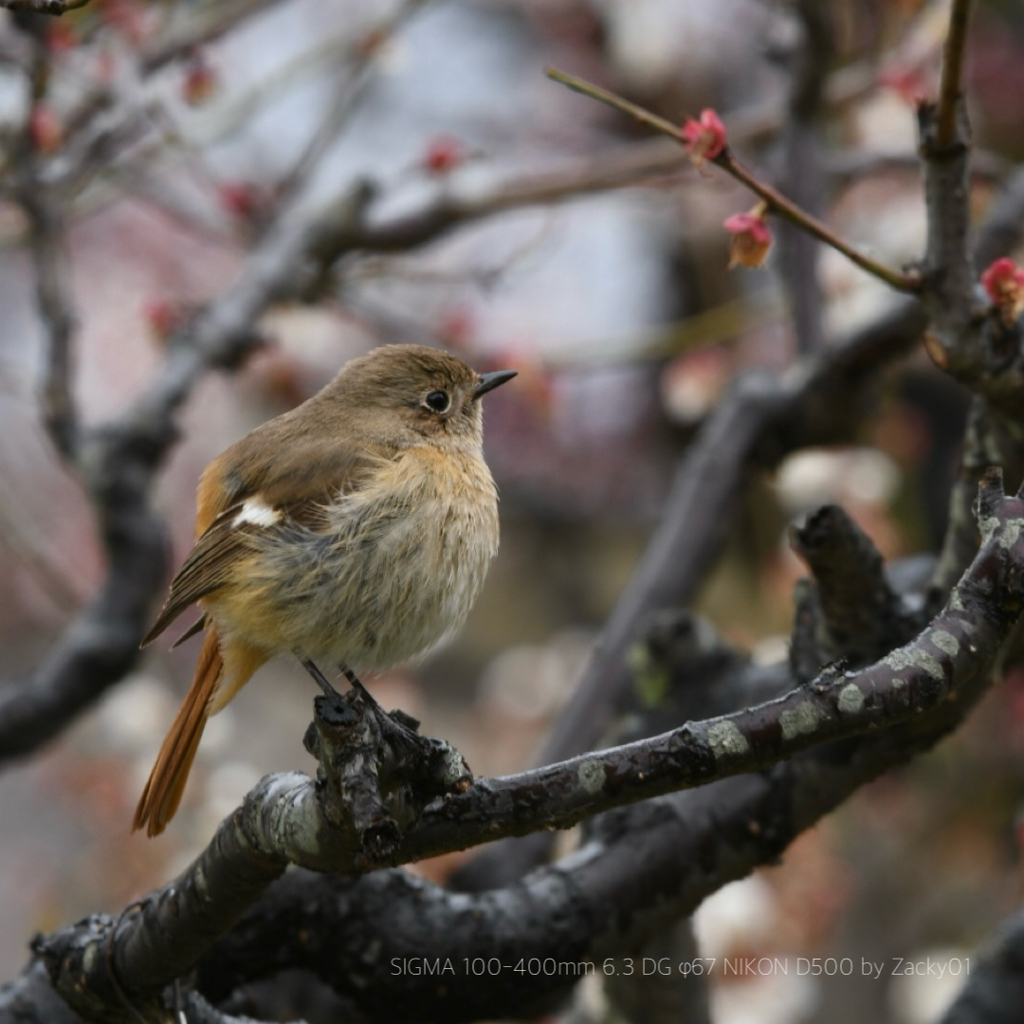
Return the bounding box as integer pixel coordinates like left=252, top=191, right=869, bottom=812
left=424, top=390, right=450, bottom=413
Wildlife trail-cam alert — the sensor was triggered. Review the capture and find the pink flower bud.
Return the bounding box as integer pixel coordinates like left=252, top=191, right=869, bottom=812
left=981, top=258, right=1024, bottom=325
left=681, top=109, right=726, bottom=167
left=182, top=57, right=218, bottom=106
left=29, top=105, right=62, bottom=155
left=143, top=299, right=179, bottom=341
left=422, top=136, right=466, bottom=176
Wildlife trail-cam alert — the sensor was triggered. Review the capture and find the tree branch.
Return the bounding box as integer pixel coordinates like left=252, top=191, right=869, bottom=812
left=190, top=593, right=1014, bottom=1024
left=774, top=0, right=833, bottom=354
left=917, top=6, right=1023, bottom=418
left=545, top=67, right=921, bottom=293
left=789, top=504, right=924, bottom=676
left=936, top=0, right=975, bottom=150
left=12, top=19, right=78, bottom=461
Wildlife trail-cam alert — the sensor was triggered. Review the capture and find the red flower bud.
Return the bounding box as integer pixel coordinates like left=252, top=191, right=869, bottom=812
left=981, top=258, right=1024, bottom=325
left=878, top=66, right=932, bottom=106
left=100, top=0, right=146, bottom=44
left=218, top=182, right=266, bottom=220
left=29, top=105, right=62, bottom=155
left=422, top=136, right=466, bottom=176
left=182, top=57, right=218, bottom=106
left=46, top=21, right=79, bottom=54
left=143, top=299, right=180, bottom=341
left=681, top=109, right=726, bottom=167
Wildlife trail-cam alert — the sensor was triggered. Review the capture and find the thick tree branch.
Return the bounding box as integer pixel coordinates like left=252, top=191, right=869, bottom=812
left=190, top=613, right=1006, bottom=1024
left=930, top=400, right=1024, bottom=599
left=917, top=3, right=1024, bottom=606
left=789, top=504, right=924, bottom=677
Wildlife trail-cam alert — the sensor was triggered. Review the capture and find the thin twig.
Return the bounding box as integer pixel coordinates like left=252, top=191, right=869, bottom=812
left=774, top=0, right=833, bottom=354
left=21, top=190, right=77, bottom=460
left=140, top=0, right=289, bottom=75
left=275, top=0, right=430, bottom=206
left=545, top=67, right=922, bottom=293
left=14, top=23, right=78, bottom=461
left=936, top=0, right=974, bottom=150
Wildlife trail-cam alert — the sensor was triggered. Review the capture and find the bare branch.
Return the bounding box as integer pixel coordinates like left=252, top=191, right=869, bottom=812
left=275, top=0, right=430, bottom=207
left=13, top=21, right=78, bottom=460
left=139, top=0, right=290, bottom=75
left=20, top=186, right=76, bottom=459
left=545, top=67, right=921, bottom=293
left=936, top=0, right=975, bottom=150
left=189, top=635, right=998, bottom=1024
left=774, top=0, right=833, bottom=354
left=789, top=504, right=923, bottom=673
left=916, top=12, right=1024, bottom=418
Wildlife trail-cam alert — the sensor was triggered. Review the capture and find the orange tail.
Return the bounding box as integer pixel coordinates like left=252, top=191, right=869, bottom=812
left=133, top=628, right=223, bottom=837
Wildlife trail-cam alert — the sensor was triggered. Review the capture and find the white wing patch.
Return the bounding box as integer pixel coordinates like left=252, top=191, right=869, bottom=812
left=232, top=497, right=282, bottom=529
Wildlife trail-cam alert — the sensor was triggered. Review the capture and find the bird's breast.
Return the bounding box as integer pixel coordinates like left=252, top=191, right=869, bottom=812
left=214, top=446, right=500, bottom=671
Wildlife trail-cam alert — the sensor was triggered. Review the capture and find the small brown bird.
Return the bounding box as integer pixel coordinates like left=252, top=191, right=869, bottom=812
left=134, top=344, right=515, bottom=837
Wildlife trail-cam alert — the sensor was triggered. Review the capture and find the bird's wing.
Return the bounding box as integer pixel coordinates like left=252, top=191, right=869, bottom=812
left=143, top=434, right=392, bottom=647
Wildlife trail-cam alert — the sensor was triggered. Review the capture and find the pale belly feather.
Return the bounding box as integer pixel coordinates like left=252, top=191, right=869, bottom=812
left=210, top=448, right=499, bottom=672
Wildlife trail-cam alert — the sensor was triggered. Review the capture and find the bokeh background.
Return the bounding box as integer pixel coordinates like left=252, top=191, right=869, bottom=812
left=0, top=1, right=1023, bottom=1022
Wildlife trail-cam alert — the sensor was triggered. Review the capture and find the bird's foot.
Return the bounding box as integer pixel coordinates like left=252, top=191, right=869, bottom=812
left=338, top=664, right=423, bottom=745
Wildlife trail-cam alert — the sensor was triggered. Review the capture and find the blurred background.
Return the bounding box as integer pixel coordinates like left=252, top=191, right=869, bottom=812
left=0, top=1, right=1023, bottom=1022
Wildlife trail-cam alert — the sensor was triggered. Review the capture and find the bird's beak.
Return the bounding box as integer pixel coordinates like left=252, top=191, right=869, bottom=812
left=473, top=369, right=517, bottom=399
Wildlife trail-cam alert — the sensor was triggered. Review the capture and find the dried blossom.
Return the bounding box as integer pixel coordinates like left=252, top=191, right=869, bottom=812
left=724, top=205, right=773, bottom=269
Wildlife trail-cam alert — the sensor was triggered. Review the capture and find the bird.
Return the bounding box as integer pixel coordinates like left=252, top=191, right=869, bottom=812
left=133, top=344, right=516, bottom=837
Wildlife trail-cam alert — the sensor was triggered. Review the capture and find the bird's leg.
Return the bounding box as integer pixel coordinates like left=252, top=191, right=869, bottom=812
left=338, top=663, right=378, bottom=706
left=297, top=654, right=343, bottom=699
left=338, top=663, right=422, bottom=740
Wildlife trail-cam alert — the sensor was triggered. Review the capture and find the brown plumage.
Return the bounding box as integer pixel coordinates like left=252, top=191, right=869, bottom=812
left=132, top=628, right=222, bottom=834
left=133, top=345, right=515, bottom=837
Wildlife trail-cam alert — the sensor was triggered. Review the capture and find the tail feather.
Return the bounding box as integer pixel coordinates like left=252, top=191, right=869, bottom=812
left=133, top=628, right=223, bottom=837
